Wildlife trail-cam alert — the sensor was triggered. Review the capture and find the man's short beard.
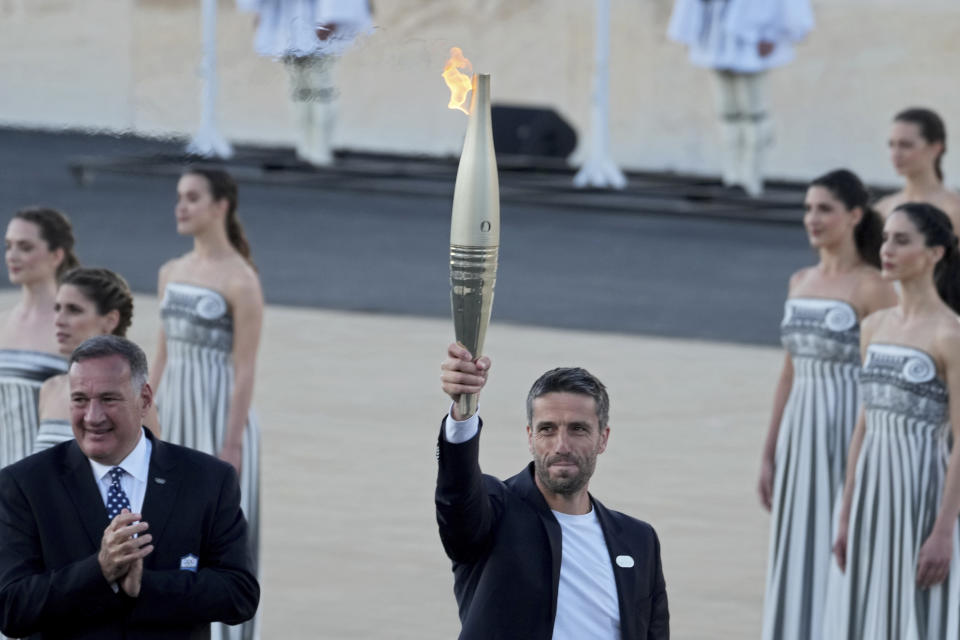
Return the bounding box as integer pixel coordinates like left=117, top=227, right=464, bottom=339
left=534, top=454, right=597, bottom=496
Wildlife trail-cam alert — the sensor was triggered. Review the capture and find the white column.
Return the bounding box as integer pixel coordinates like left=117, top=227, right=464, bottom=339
left=187, top=0, right=234, bottom=158
left=573, top=0, right=626, bottom=190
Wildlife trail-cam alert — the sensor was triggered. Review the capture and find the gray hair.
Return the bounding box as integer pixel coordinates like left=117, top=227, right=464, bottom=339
left=69, top=335, right=149, bottom=392
left=525, top=367, right=609, bottom=429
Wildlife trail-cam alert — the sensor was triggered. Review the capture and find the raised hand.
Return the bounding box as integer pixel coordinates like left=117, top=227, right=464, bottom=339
left=440, top=342, right=491, bottom=420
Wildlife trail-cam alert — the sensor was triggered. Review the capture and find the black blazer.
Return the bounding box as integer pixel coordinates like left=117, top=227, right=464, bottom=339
left=436, top=422, right=669, bottom=640
left=0, top=431, right=259, bottom=639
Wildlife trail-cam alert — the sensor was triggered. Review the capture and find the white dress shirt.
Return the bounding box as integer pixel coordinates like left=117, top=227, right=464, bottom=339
left=443, top=406, right=480, bottom=444
left=87, top=428, right=152, bottom=515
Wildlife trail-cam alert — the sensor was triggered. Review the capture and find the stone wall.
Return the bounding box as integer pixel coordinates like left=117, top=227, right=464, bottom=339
left=1, top=0, right=957, bottom=185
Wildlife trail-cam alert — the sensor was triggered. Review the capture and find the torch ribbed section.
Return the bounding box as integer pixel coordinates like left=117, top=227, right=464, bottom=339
left=450, top=244, right=499, bottom=418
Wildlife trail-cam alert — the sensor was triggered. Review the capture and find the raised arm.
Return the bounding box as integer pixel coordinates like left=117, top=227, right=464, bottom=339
left=915, top=328, right=960, bottom=588
left=440, top=342, right=490, bottom=421
left=436, top=343, right=497, bottom=564
left=220, top=272, right=264, bottom=474
left=758, top=352, right=793, bottom=510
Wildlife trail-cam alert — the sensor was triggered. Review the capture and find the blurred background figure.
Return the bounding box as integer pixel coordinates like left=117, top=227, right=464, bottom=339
left=668, top=0, right=814, bottom=197
left=0, top=208, right=77, bottom=468
left=758, top=169, right=895, bottom=640
left=874, top=107, right=960, bottom=230
left=152, top=168, right=263, bottom=640
left=237, top=0, right=373, bottom=166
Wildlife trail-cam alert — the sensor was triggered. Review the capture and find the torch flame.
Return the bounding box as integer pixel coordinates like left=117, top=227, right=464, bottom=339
left=442, top=47, right=473, bottom=114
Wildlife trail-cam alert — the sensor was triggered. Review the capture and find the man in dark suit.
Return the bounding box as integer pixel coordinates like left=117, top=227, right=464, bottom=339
left=437, top=343, right=669, bottom=639
left=0, top=335, right=258, bottom=639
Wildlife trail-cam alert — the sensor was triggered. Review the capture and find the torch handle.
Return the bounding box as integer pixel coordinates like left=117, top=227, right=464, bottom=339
left=456, top=393, right=479, bottom=421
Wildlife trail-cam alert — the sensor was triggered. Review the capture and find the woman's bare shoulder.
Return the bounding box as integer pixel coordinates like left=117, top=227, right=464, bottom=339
left=38, top=373, right=68, bottom=416
left=873, top=191, right=904, bottom=217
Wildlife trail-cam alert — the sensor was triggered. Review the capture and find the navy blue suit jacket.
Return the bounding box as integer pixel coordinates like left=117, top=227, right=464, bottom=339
left=0, top=431, right=259, bottom=639
left=436, top=421, right=669, bottom=640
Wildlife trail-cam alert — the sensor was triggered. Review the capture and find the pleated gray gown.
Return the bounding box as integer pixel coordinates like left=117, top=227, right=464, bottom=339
left=824, top=343, right=960, bottom=640
left=0, top=350, right=67, bottom=468
left=158, top=282, right=260, bottom=640
left=762, top=298, right=861, bottom=640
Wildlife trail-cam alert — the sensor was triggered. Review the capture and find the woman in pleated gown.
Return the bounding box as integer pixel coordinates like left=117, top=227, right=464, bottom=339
left=151, top=169, right=263, bottom=640
left=759, top=170, right=897, bottom=640
left=827, top=202, right=960, bottom=639
left=0, top=208, right=78, bottom=467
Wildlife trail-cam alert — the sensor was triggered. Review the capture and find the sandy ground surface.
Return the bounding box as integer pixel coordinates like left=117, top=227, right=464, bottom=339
left=7, top=290, right=782, bottom=638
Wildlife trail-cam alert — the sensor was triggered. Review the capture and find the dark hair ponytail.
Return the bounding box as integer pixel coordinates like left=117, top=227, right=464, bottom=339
left=894, top=107, right=947, bottom=182
left=810, top=169, right=883, bottom=268
left=13, top=207, right=80, bottom=280
left=183, top=168, right=255, bottom=268
left=60, top=267, right=134, bottom=337
left=894, top=202, right=960, bottom=313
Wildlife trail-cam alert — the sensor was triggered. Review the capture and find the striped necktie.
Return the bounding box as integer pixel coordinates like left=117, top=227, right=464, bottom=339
left=106, top=467, right=132, bottom=520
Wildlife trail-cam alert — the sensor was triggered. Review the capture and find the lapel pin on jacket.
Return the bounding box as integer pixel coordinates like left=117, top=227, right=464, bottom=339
left=154, top=477, right=167, bottom=484
left=616, top=555, right=635, bottom=568
left=180, top=553, right=199, bottom=572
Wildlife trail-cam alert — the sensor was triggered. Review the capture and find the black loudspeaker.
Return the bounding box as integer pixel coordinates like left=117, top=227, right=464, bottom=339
left=491, top=105, right=577, bottom=160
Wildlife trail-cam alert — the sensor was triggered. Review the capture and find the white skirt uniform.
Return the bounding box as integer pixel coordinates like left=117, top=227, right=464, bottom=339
left=668, top=0, right=814, bottom=73
left=237, top=0, right=373, bottom=165
left=237, top=0, right=373, bottom=59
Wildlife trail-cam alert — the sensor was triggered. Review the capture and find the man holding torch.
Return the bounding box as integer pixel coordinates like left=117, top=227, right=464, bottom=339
left=436, top=344, right=669, bottom=639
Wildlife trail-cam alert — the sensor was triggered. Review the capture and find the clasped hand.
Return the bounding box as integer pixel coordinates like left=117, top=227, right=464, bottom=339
left=98, top=509, right=153, bottom=597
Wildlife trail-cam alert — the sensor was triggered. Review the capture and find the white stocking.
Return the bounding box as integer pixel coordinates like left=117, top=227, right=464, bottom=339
left=713, top=70, right=743, bottom=188
left=737, top=72, right=771, bottom=197
left=285, top=55, right=338, bottom=166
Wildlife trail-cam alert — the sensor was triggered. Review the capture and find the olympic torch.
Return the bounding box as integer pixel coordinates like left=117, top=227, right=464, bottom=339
left=444, top=49, right=500, bottom=418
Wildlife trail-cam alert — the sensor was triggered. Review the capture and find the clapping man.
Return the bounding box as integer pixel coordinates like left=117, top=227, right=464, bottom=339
left=0, top=336, right=258, bottom=639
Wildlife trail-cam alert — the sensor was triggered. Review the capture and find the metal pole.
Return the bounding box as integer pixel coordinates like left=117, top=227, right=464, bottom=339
left=573, top=0, right=626, bottom=189
left=187, top=0, right=234, bottom=158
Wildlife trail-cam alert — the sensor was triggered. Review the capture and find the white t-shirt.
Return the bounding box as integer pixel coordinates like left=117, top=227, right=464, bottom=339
left=552, top=509, right=621, bottom=640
